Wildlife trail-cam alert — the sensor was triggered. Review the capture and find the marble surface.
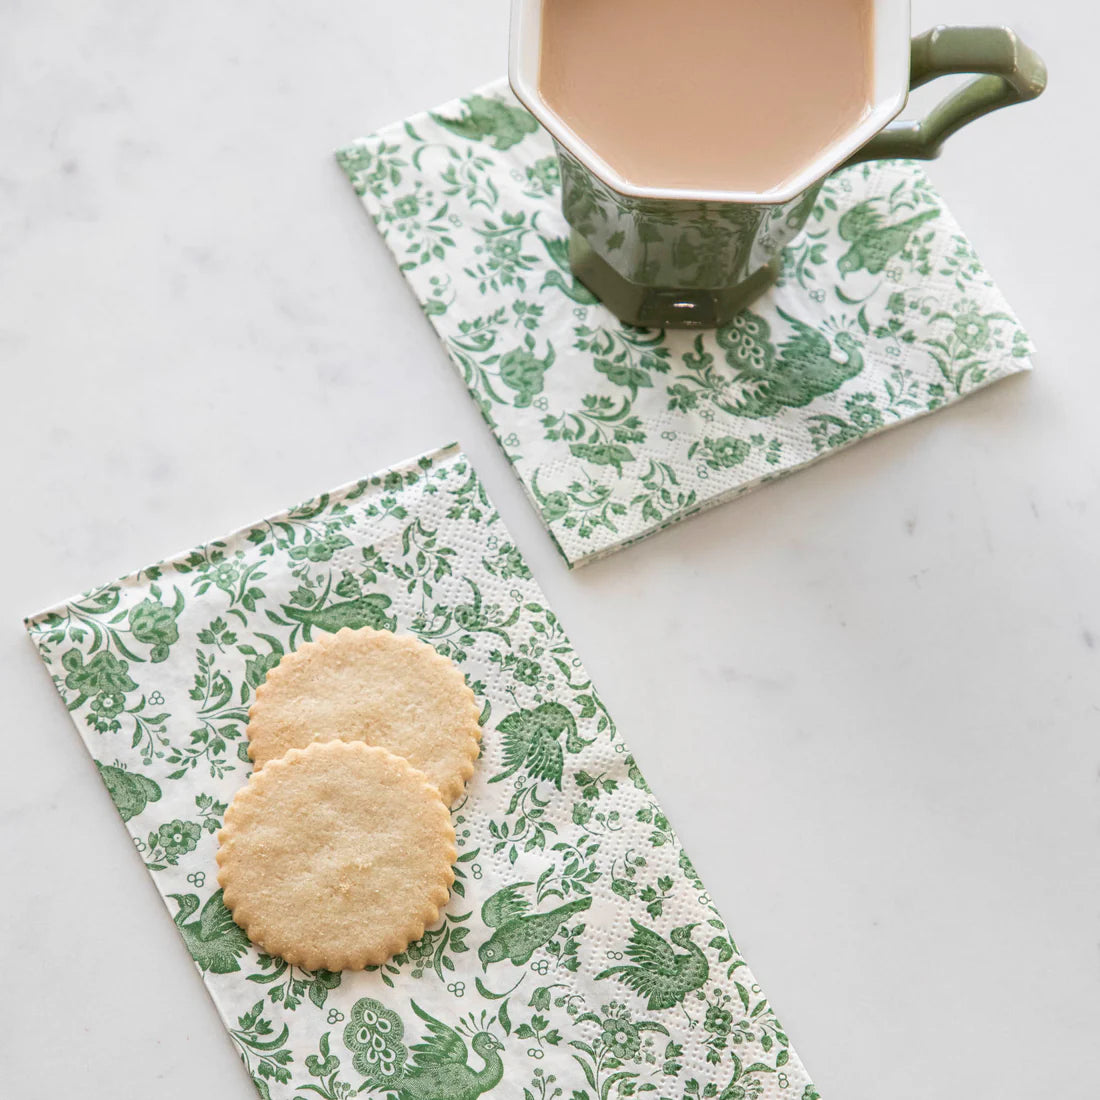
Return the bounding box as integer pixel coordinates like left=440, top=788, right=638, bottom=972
left=2, top=2, right=1097, bottom=1097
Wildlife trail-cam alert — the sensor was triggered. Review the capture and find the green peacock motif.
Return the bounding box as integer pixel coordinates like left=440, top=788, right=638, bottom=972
left=837, top=199, right=939, bottom=276
left=343, top=998, right=505, bottom=1100
left=596, top=920, right=709, bottom=1011
left=709, top=308, right=865, bottom=419
left=477, top=881, right=592, bottom=968
left=169, top=889, right=251, bottom=974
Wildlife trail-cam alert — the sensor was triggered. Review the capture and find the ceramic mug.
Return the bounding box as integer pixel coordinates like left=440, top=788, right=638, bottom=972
left=508, top=3, right=1047, bottom=329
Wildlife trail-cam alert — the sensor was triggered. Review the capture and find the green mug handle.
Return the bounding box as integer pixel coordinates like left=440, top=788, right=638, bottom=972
left=841, top=25, right=1047, bottom=167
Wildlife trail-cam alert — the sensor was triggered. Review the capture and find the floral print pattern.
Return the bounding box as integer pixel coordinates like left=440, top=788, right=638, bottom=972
left=337, top=80, right=1033, bottom=566
left=26, top=445, right=816, bottom=1100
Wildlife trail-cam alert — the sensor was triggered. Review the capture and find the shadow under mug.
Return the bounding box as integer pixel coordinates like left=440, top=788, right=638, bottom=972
left=509, top=20, right=1047, bottom=329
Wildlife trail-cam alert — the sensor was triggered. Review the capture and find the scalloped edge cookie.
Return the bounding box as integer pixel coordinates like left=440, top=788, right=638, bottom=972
left=216, top=740, right=457, bottom=970
left=246, top=627, right=481, bottom=805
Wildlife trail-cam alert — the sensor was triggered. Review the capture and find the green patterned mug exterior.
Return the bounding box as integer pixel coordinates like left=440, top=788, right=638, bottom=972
left=509, top=12, right=1047, bottom=328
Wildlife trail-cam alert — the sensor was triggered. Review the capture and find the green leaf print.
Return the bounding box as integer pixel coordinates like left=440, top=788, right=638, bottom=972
left=248, top=954, right=342, bottom=1012
left=232, top=1000, right=294, bottom=1092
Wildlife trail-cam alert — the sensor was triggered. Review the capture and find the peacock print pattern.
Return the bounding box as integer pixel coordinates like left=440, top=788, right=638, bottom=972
left=337, top=80, right=1034, bottom=566
left=27, top=445, right=818, bottom=1100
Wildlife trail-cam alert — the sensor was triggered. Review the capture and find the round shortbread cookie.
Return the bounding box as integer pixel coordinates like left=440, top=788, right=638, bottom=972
left=246, top=627, right=481, bottom=805
left=216, top=740, right=456, bottom=970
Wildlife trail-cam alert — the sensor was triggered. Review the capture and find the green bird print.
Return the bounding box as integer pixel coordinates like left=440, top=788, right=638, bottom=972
left=837, top=199, right=939, bottom=275
left=95, top=760, right=161, bottom=822
left=280, top=592, right=397, bottom=638
left=539, top=235, right=599, bottom=304
left=431, top=93, right=538, bottom=151
left=596, top=920, right=709, bottom=1011
left=169, top=889, right=251, bottom=974
left=478, top=881, right=592, bottom=968
left=713, top=307, right=864, bottom=418
left=343, top=997, right=505, bottom=1100
left=489, top=701, right=589, bottom=788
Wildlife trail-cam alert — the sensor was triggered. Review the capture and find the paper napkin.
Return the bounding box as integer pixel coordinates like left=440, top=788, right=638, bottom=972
left=337, top=80, right=1032, bottom=566
left=27, top=445, right=817, bottom=1100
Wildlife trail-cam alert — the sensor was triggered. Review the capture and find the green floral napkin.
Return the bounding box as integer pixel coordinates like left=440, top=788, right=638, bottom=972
left=27, top=445, right=818, bottom=1100
left=337, top=80, right=1032, bottom=566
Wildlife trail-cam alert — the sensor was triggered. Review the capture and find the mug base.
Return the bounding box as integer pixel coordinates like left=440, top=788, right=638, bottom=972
left=569, top=232, right=780, bottom=329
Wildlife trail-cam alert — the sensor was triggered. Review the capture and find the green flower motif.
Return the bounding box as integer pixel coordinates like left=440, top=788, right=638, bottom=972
left=954, top=309, right=990, bottom=350
left=211, top=561, right=240, bottom=591
left=601, top=1018, right=640, bottom=1059
left=704, top=1005, right=733, bottom=1035
left=540, top=490, right=570, bottom=523
left=62, top=649, right=138, bottom=699
left=392, top=195, right=420, bottom=219
left=526, top=156, right=560, bottom=194
left=128, top=597, right=179, bottom=662
left=305, top=541, right=337, bottom=562
left=499, top=346, right=552, bottom=408
left=156, top=819, right=201, bottom=862
left=403, top=938, right=432, bottom=963
left=91, top=691, right=126, bottom=718
left=488, top=237, right=521, bottom=263
left=513, top=658, right=541, bottom=686
left=486, top=542, right=531, bottom=581
left=843, top=393, right=883, bottom=432
left=568, top=441, right=635, bottom=475
left=454, top=603, right=488, bottom=630
left=595, top=358, right=650, bottom=391
left=702, top=436, right=750, bottom=469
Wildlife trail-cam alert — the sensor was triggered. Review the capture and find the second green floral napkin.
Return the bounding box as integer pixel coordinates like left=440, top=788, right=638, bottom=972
left=26, top=445, right=819, bottom=1100
left=337, top=80, right=1032, bottom=566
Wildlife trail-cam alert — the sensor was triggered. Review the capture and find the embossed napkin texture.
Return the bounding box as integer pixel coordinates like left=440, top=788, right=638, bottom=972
left=337, top=79, right=1032, bottom=566
left=26, top=444, right=818, bottom=1100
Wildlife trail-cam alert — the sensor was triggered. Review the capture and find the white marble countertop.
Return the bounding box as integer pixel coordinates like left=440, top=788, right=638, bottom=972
left=3, top=1, right=1097, bottom=1096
